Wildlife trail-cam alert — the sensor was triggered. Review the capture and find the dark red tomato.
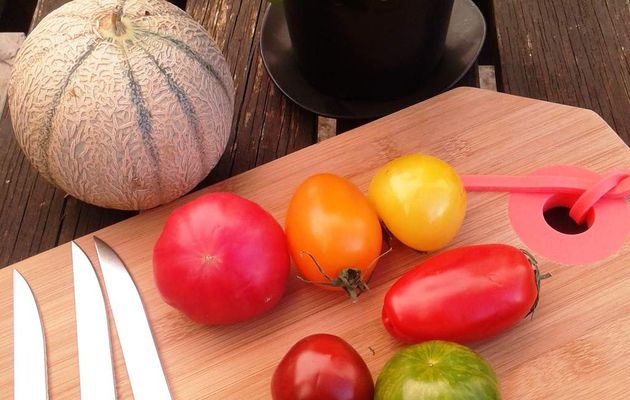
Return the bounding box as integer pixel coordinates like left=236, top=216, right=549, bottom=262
left=153, top=192, right=290, bottom=324
left=271, top=334, right=374, bottom=400
left=382, top=244, right=548, bottom=344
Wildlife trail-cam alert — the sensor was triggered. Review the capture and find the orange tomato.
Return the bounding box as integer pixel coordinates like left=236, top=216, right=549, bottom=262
left=285, top=173, right=383, bottom=300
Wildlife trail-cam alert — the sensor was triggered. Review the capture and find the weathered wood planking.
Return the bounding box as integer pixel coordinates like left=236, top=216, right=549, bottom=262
left=492, top=0, right=630, bottom=144
left=0, top=0, right=316, bottom=268
left=0, top=88, right=629, bottom=399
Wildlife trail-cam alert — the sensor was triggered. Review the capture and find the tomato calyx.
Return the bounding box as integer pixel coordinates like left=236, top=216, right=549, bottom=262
left=334, top=268, right=370, bottom=302
left=294, top=230, right=393, bottom=302
left=521, top=249, right=552, bottom=318
left=297, top=232, right=393, bottom=302
left=298, top=252, right=369, bottom=302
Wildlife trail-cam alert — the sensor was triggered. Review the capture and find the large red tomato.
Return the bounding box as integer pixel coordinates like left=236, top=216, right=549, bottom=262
left=285, top=174, right=383, bottom=300
left=153, top=192, right=290, bottom=324
left=382, top=244, right=548, bottom=343
left=271, top=334, right=374, bottom=400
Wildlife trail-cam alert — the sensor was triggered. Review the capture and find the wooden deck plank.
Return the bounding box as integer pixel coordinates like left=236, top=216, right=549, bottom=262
left=492, top=0, right=630, bottom=144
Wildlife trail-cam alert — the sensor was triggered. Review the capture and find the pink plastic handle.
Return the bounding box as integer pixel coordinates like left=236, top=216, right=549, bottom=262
left=462, top=174, right=630, bottom=198
left=462, top=171, right=630, bottom=224
left=569, top=171, right=630, bottom=224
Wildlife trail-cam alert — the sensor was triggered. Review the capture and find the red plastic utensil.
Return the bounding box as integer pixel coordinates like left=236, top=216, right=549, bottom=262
left=467, top=165, right=630, bottom=265
left=462, top=170, right=630, bottom=225
left=462, top=173, right=630, bottom=198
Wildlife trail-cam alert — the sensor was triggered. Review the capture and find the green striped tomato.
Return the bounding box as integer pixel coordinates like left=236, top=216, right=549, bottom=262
left=375, top=341, right=501, bottom=400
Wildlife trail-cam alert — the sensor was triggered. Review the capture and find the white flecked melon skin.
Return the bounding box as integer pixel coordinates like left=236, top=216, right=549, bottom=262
left=8, top=0, right=235, bottom=210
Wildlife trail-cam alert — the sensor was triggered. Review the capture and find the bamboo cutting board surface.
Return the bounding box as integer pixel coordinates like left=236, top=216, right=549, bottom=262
left=1, top=87, right=629, bottom=399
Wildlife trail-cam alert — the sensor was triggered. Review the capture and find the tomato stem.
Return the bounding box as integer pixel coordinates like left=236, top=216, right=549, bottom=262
left=297, top=233, right=392, bottom=302
left=365, top=227, right=393, bottom=285
left=521, top=249, right=551, bottom=319
left=298, top=252, right=369, bottom=302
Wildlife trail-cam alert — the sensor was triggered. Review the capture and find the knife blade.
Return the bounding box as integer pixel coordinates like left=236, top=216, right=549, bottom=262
left=71, top=242, right=116, bottom=400
left=13, top=269, right=48, bottom=400
left=94, top=236, right=171, bottom=400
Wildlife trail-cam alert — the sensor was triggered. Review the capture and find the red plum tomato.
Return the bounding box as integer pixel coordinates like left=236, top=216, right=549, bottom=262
left=382, top=244, right=546, bottom=343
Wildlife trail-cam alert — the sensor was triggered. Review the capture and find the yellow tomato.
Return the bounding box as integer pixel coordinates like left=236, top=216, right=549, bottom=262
left=368, top=154, right=466, bottom=251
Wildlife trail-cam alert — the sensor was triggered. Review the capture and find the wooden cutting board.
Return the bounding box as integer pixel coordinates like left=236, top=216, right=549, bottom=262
left=1, top=87, right=629, bottom=399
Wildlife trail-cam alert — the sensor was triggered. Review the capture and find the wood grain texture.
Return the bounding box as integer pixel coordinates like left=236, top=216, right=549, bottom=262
left=1, top=88, right=629, bottom=399
left=492, top=0, right=630, bottom=144
left=0, top=0, right=315, bottom=267
left=190, top=0, right=316, bottom=184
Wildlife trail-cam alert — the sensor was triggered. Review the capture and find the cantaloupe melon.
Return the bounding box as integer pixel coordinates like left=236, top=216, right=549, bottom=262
left=8, top=0, right=234, bottom=210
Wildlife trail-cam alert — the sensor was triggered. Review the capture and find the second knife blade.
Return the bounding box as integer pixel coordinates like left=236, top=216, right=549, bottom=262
left=72, top=242, right=116, bottom=400
left=94, top=236, right=172, bottom=400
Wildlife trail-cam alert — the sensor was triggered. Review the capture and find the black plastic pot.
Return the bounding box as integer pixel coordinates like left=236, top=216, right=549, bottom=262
left=284, top=0, right=454, bottom=100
